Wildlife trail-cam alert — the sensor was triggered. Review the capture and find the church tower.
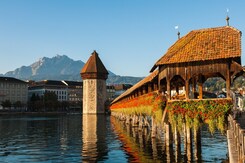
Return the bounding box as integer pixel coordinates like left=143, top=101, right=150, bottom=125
left=80, top=51, right=108, bottom=114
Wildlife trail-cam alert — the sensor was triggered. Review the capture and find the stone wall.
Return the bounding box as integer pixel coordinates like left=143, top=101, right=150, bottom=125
left=83, top=79, right=106, bottom=114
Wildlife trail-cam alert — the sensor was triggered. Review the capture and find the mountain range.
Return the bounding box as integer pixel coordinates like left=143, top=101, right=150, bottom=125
left=1, top=55, right=143, bottom=84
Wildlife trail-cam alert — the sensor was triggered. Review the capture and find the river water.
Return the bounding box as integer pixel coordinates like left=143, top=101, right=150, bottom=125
left=0, top=114, right=228, bottom=162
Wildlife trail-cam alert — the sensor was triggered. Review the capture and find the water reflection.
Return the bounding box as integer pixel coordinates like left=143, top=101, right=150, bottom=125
left=0, top=114, right=228, bottom=162
left=111, top=116, right=165, bottom=162
left=111, top=116, right=229, bottom=162
left=82, top=115, right=107, bottom=162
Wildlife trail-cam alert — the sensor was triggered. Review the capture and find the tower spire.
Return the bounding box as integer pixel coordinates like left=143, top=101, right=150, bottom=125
left=226, top=8, right=230, bottom=26
left=175, top=25, right=180, bottom=39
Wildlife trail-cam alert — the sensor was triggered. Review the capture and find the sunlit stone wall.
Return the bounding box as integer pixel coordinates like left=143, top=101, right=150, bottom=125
left=83, top=79, right=106, bottom=114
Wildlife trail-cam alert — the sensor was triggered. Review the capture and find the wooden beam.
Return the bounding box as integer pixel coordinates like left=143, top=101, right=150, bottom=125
left=167, top=78, right=171, bottom=100
left=148, top=83, right=152, bottom=93
left=198, top=83, right=203, bottom=99
left=185, top=66, right=190, bottom=99
left=154, top=83, right=158, bottom=91
left=226, top=63, right=231, bottom=98
left=198, top=75, right=203, bottom=99
left=185, top=79, right=189, bottom=99
left=192, top=77, right=196, bottom=99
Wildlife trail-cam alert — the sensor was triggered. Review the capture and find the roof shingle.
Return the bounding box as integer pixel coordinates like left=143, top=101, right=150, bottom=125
left=152, top=26, right=241, bottom=71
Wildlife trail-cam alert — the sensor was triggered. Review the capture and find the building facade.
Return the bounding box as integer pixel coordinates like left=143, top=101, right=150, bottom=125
left=28, top=80, right=68, bottom=101
left=28, top=80, right=83, bottom=103
left=0, top=77, right=28, bottom=108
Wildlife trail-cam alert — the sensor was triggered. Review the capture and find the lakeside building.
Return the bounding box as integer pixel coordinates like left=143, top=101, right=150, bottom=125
left=107, top=85, right=115, bottom=101
left=28, top=80, right=83, bottom=103
left=0, top=77, right=28, bottom=109
left=28, top=80, right=69, bottom=101
left=113, top=84, right=132, bottom=98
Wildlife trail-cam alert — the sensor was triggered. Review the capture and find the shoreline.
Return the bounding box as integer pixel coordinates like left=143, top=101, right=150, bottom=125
left=0, top=111, right=82, bottom=115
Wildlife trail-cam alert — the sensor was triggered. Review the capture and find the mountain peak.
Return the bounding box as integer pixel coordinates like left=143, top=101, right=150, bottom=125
left=3, top=55, right=142, bottom=84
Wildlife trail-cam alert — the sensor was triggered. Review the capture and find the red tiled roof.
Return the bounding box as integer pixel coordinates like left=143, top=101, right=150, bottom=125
left=81, top=50, right=108, bottom=75
left=151, top=26, right=241, bottom=71
left=112, top=70, right=158, bottom=104
left=81, top=51, right=108, bottom=79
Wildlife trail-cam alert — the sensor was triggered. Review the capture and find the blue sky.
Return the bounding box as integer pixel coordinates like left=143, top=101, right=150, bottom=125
left=0, top=0, right=244, bottom=77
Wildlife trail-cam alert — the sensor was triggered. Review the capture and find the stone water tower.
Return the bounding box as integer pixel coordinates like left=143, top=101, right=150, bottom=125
left=80, top=51, right=108, bottom=114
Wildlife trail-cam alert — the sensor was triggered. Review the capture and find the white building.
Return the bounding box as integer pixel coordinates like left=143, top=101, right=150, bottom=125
left=28, top=80, right=68, bottom=101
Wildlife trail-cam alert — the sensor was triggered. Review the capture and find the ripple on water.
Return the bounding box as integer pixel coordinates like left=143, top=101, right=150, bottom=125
left=0, top=115, right=229, bottom=162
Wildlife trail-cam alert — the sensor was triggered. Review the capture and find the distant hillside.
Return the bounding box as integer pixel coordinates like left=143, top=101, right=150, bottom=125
left=3, top=55, right=142, bottom=85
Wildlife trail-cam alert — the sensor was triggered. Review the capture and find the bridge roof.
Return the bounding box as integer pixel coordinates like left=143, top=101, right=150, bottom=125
left=112, top=70, right=158, bottom=104
left=151, top=26, right=241, bottom=72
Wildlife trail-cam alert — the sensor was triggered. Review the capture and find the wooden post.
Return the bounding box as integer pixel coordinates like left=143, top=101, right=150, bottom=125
left=186, top=124, right=193, bottom=162
left=142, top=86, right=146, bottom=95
left=198, top=84, right=203, bottom=99
left=135, top=91, right=138, bottom=97
left=167, top=78, right=171, bottom=100
left=174, top=127, right=181, bottom=162
left=138, top=89, right=142, bottom=96
left=138, top=115, right=143, bottom=131
left=185, top=66, right=190, bottom=99
left=154, top=83, right=158, bottom=91
left=165, top=122, right=173, bottom=162
left=192, top=77, right=196, bottom=99
left=148, top=83, right=152, bottom=93
left=194, top=127, right=202, bottom=162
left=198, top=75, right=203, bottom=99
left=226, top=63, right=231, bottom=98
left=165, top=123, right=173, bottom=147
left=185, top=79, right=189, bottom=99
left=152, top=138, right=158, bottom=160
left=183, top=124, right=187, bottom=162
left=151, top=117, right=157, bottom=138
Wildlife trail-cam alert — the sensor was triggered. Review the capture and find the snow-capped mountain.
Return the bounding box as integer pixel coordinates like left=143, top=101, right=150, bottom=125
left=4, top=55, right=87, bottom=80
left=3, top=55, right=142, bottom=84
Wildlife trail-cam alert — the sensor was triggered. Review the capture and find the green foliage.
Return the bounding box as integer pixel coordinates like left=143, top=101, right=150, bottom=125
left=167, top=99, right=232, bottom=134
left=1, top=100, right=12, bottom=108
left=111, top=92, right=166, bottom=124
left=204, top=76, right=245, bottom=93
left=28, top=92, right=70, bottom=112
left=13, top=101, right=22, bottom=108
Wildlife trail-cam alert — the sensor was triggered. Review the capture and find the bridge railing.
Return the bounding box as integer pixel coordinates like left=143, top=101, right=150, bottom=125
left=228, top=114, right=245, bottom=161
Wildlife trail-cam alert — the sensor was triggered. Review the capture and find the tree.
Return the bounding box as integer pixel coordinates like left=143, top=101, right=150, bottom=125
left=43, top=91, right=59, bottom=111
left=1, top=100, right=12, bottom=109
left=28, top=93, right=42, bottom=111
left=13, top=101, right=22, bottom=109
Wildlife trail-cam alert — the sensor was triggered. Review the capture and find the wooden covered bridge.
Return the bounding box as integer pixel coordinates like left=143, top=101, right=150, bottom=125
left=110, top=25, right=244, bottom=162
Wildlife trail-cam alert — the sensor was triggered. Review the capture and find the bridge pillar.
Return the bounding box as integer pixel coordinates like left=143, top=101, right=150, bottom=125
left=174, top=126, right=181, bottom=162
left=151, top=118, right=157, bottom=138
left=194, top=127, right=202, bottom=161
left=165, top=122, right=173, bottom=146
left=186, top=124, right=193, bottom=162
